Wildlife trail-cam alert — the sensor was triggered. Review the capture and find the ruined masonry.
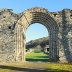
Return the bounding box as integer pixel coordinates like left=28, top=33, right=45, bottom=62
left=0, top=7, right=72, bottom=63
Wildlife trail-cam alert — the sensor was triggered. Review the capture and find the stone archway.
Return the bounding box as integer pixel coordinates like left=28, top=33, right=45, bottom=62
left=0, top=7, right=72, bottom=63
left=15, top=7, right=59, bottom=62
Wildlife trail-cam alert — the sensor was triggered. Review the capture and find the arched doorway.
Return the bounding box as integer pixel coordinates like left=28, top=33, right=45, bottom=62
left=15, top=7, right=59, bottom=62
left=26, top=23, right=49, bottom=62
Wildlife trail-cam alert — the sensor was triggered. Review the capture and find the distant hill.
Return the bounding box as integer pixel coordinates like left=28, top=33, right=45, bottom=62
left=26, top=37, right=49, bottom=49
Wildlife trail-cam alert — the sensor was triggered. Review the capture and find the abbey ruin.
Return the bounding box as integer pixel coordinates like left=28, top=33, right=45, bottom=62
left=0, top=7, right=72, bottom=63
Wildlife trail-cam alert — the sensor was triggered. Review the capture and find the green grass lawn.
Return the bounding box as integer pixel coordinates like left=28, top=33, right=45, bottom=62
left=26, top=51, right=49, bottom=62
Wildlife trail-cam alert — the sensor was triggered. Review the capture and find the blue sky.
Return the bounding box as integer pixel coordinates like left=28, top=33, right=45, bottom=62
left=26, top=23, right=48, bottom=42
left=0, top=0, right=72, bottom=13
left=0, top=0, right=72, bottom=42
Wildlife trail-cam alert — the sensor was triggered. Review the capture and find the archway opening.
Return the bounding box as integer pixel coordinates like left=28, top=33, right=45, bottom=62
left=16, top=8, right=59, bottom=62
left=26, top=23, right=49, bottom=62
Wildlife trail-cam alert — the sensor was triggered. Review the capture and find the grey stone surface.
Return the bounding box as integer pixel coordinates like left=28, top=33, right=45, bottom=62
left=0, top=7, right=72, bottom=63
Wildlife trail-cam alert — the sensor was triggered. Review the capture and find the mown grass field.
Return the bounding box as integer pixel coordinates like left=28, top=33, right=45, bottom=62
left=0, top=52, right=72, bottom=72
left=26, top=52, right=49, bottom=62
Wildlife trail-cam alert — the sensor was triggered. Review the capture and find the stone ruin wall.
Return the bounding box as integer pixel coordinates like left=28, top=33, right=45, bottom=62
left=0, top=9, right=18, bottom=62
left=0, top=8, right=72, bottom=63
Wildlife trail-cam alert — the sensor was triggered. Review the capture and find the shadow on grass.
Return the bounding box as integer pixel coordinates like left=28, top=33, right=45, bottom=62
left=26, top=58, right=49, bottom=62
left=0, top=65, right=70, bottom=72
left=26, top=55, right=49, bottom=62
left=35, top=56, right=49, bottom=58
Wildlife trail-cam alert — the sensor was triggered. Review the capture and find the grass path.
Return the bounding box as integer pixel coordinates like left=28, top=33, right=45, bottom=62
left=26, top=52, right=49, bottom=62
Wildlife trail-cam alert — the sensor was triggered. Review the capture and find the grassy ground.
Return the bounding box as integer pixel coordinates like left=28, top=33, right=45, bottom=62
left=0, top=52, right=72, bottom=72
left=0, top=62, right=72, bottom=72
left=26, top=52, right=49, bottom=62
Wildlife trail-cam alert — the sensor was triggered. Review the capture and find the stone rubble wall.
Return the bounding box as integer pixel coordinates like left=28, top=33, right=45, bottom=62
left=0, top=8, right=72, bottom=63
left=0, top=9, right=19, bottom=62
